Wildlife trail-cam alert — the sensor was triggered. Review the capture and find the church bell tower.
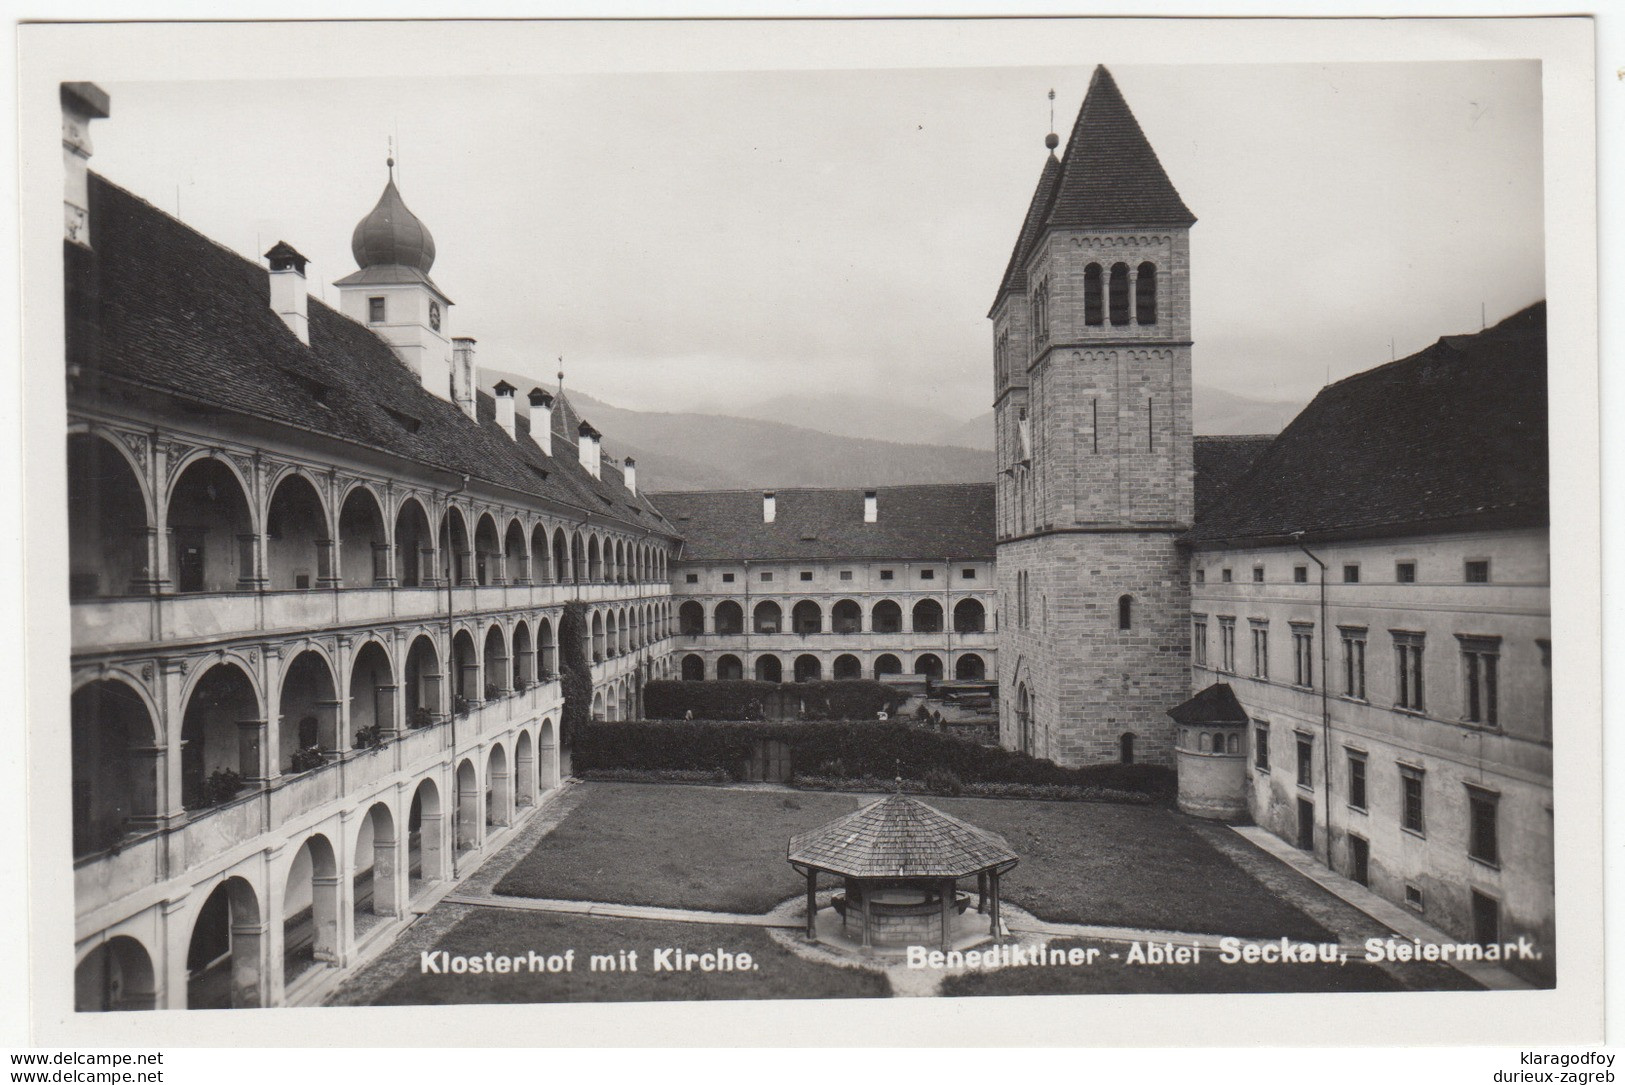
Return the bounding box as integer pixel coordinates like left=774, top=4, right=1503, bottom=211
left=992, top=66, right=1195, bottom=767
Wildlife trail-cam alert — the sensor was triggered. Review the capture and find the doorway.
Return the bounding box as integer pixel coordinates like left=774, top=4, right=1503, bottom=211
left=1296, top=798, right=1315, bottom=851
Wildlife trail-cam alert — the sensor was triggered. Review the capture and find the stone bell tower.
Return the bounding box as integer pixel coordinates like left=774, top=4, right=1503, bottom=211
left=992, top=66, right=1196, bottom=767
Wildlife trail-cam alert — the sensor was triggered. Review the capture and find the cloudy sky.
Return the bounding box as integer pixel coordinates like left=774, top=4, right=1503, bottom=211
left=92, top=57, right=1544, bottom=421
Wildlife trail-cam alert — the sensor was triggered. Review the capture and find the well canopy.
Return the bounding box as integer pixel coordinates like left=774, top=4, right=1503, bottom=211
left=788, top=793, right=1019, bottom=880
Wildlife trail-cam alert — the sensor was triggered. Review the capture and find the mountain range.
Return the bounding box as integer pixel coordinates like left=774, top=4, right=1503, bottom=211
left=482, top=367, right=1302, bottom=492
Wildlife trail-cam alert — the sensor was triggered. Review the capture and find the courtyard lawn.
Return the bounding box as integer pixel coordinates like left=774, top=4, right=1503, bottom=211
left=940, top=938, right=1405, bottom=997
left=496, top=783, right=1331, bottom=940
left=368, top=907, right=889, bottom=1005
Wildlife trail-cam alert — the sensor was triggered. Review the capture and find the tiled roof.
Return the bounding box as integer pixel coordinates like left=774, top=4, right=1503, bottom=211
left=1186, top=302, right=1548, bottom=546
left=68, top=173, right=674, bottom=537
left=1167, top=683, right=1250, bottom=726
left=989, top=152, right=1062, bottom=315
left=1193, top=434, right=1275, bottom=516
left=787, top=793, right=1020, bottom=879
left=648, top=484, right=995, bottom=563
left=1041, top=66, right=1196, bottom=232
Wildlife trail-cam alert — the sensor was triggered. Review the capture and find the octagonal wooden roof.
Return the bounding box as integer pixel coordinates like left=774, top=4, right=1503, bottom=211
left=787, top=793, right=1019, bottom=880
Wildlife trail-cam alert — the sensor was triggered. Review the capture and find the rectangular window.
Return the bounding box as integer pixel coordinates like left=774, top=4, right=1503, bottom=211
left=1221, top=568, right=1233, bottom=583
left=839, top=570, right=853, bottom=581
left=1296, top=736, right=1313, bottom=789
left=1393, top=631, right=1426, bottom=711
left=1396, top=561, right=1416, bottom=583
left=1291, top=623, right=1314, bottom=688
left=684, top=573, right=699, bottom=584
left=1347, top=752, right=1367, bottom=811
left=1465, top=559, right=1490, bottom=583
left=1250, top=620, right=1269, bottom=679
left=1400, top=766, right=1425, bottom=835
left=1294, top=565, right=1308, bottom=583
left=1458, top=635, right=1501, bottom=725
left=961, top=568, right=976, bottom=580
left=760, top=571, right=773, bottom=582
left=1343, top=564, right=1360, bottom=584
left=1254, top=721, right=1270, bottom=771
left=368, top=296, right=386, bottom=323
left=1192, top=617, right=1208, bottom=667
left=1252, top=566, right=1265, bottom=583
left=1340, top=626, right=1367, bottom=700
left=920, top=568, right=935, bottom=580
left=1467, top=786, right=1500, bottom=866
left=799, top=571, right=813, bottom=582
left=1195, top=569, right=1206, bottom=585
left=880, top=570, right=894, bottom=581
left=1405, top=885, right=1424, bottom=912
left=1219, top=617, right=1236, bottom=673
left=721, top=572, right=735, bottom=583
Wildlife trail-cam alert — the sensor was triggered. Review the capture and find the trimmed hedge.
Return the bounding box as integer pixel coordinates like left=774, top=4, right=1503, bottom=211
left=572, top=719, right=1173, bottom=797
left=558, top=601, right=592, bottom=748
left=643, top=679, right=907, bottom=722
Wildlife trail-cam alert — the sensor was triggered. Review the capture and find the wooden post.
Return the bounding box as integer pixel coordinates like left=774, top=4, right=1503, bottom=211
left=940, top=878, right=953, bottom=951
left=989, top=870, right=1002, bottom=940
left=859, top=883, right=872, bottom=953
left=805, top=869, right=818, bottom=942
left=977, top=871, right=988, bottom=914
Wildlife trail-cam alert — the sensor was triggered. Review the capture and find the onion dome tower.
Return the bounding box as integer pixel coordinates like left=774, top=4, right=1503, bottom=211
left=335, top=158, right=462, bottom=408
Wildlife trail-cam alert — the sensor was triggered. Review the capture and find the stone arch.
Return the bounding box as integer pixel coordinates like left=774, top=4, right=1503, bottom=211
left=452, top=629, right=479, bottom=707
left=1109, top=261, right=1131, bottom=325
left=716, top=654, right=744, bottom=681
left=455, top=758, right=480, bottom=852
left=71, top=677, right=160, bottom=857
left=872, top=599, right=903, bottom=634
left=791, top=599, right=823, bottom=635
left=278, top=649, right=339, bottom=772
left=874, top=653, right=902, bottom=678
left=587, top=534, right=603, bottom=582
left=793, top=654, right=822, bottom=682
left=504, top=517, right=529, bottom=584
left=953, top=597, right=986, bottom=634
left=515, top=728, right=537, bottom=809
left=347, top=639, right=395, bottom=740
left=753, top=600, right=782, bottom=634
left=180, top=661, right=261, bottom=810
left=77, top=934, right=157, bottom=1012
left=184, top=876, right=262, bottom=1009
left=572, top=530, right=587, bottom=582
left=552, top=526, right=571, bottom=583
left=473, top=512, right=502, bottom=586
left=486, top=742, right=511, bottom=828
left=682, top=653, right=706, bottom=681
left=1016, top=682, right=1033, bottom=755
left=591, top=690, right=605, bottom=721
left=353, top=801, right=400, bottom=932
left=536, top=617, right=557, bottom=677
left=440, top=505, right=471, bottom=585
left=403, top=634, right=442, bottom=724
left=914, top=653, right=944, bottom=680
left=483, top=622, right=510, bottom=697
left=408, top=776, right=446, bottom=896
left=538, top=718, right=559, bottom=791
left=954, top=653, right=986, bottom=681
left=1120, top=732, right=1137, bottom=764
left=282, top=833, right=340, bottom=988
left=754, top=654, right=783, bottom=683
left=1136, top=261, right=1157, bottom=324
left=338, top=483, right=388, bottom=588
left=591, top=611, right=606, bottom=663
left=393, top=495, right=434, bottom=588
left=266, top=471, right=329, bottom=591
left=832, top=599, right=863, bottom=634
left=1084, top=262, right=1104, bottom=325
left=167, top=456, right=254, bottom=593
left=613, top=538, right=626, bottom=583
left=530, top=522, right=552, bottom=583
left=832, top=654, right=862, bottom=680
left=715, top=600, right=744, bottom=635
left=67, top=431, right=152, bottom=597
left=912, top=599, right=944, bottom=634
left=512, top=619, right=535, bottom=688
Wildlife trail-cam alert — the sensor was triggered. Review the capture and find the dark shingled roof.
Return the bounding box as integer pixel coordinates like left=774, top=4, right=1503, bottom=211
left=1194, top=434, right=1275, bottom=516
left=1042, top=66, right=1196, bottom=232
left=1167, top=683, right=1250, bottom=726
left=1187, top=303, right=1548, bottom=546
left=989, top=152, right=1062, bottom=314
left=68, top=173, right=675, bottom=537
left=648, top=484, right=995, bottom=563
left=787, top=793, right=1020, bottom=879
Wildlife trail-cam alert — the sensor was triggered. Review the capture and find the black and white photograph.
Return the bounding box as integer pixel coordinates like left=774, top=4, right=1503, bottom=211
left=9, top=12, right=1605, bottom=1053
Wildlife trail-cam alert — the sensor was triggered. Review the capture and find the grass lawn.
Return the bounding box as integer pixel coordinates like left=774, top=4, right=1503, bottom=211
left=369, top=907, right=889, bottom=1005
left=496, top=783, right=1330, bottom=940
left=940, top=938, right=1405, bottom=997
left=496, top=783, right=868, bottom=912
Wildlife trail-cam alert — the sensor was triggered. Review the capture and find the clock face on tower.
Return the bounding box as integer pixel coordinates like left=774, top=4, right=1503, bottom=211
left=429, top=301, right=441, bottom=331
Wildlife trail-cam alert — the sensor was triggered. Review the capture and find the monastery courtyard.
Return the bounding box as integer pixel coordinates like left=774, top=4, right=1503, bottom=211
left=324, top=782, right=1503, bottom=1004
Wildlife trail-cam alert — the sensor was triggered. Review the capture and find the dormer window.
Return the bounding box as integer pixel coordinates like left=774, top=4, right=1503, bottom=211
left=368, top=296, right=386, bottom=324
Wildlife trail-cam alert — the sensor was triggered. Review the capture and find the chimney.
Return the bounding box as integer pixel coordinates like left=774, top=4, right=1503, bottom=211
left=624, top=457, right=637, bottom=495
left=528, top=388, right=554, bottom=455
left=493, top=380, right=517, bottom=439
left=578, top=420, right=601, bottom=478
left=864, top=490, right=878, bottom=523
left=264, top=242, right=310, bottom=345
left=62, top=83, right=110, bottom=247
left=451, top=337, right=477, bottom=420
left=762, top=491, right=776, bottom=524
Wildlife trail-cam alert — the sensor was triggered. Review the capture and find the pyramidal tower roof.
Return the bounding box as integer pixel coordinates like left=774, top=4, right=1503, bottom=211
left=990, top=152, right=1063, bottom=313
left=1044, top=66, right=1196, bottom=231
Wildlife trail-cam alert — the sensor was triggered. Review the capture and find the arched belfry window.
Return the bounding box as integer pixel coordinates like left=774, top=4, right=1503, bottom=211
left=1084, top=263, right=1104, bottom=326
left=1109, top=263, right=1130, bottom=326
left=1118, top=594, right=1133, bottom=630
left=1136, top=262, right=1157, bottom=325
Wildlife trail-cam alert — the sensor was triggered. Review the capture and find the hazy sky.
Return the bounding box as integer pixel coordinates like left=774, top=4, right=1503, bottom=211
left=93, top=60, right=1544, bottom=420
